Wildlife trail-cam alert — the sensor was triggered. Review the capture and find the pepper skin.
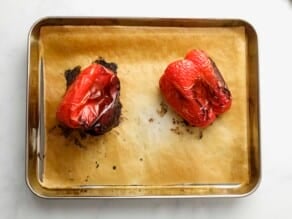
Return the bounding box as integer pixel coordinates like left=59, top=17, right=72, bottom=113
left=159, top=50, right=232, bottom=127
left=56, top=62, right=121, bottom=135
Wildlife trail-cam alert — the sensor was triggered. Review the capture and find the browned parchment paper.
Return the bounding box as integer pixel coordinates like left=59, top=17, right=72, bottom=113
left=40, top=25, right=248, bottom=188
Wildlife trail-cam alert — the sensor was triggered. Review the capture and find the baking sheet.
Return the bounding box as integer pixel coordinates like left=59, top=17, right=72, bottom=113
left=40, top=25, right=248, bottom=188
left=26, top=18, right=260, bottom=197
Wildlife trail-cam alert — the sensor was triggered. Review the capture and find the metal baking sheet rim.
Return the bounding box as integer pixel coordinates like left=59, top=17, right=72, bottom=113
left=26, top=17, right=261, bottom=198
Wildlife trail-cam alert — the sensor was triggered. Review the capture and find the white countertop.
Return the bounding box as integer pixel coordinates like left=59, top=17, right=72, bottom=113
left=1, top=0, right=292, bottom=218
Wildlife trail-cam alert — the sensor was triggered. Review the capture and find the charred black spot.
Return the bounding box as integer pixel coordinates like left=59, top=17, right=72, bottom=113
left=209, top=58, right=228, bottom=90
left=198, top=129, right=203, bottom=139
left=182, top=119, right=190, bottom=126
left=157, top=101, right=168, bottom=117
left=222, top=87, right=231, bottom=97
left=86, top=100, right=122, bottom=136
left=64, top=66, right=81, bottom=88
left=79, top=130, right=87, bottom=139
left=94, top=57, right=118, bottom=74
left=58, top=124, right=73, bottom=138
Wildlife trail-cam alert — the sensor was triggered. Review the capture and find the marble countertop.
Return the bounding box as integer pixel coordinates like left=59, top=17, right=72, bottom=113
left=1, top=0, right=292, bottom=218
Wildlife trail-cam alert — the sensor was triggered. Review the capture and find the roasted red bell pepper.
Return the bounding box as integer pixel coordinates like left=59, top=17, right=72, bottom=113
left=56, top=61, right=121, bottom=135
left=159, top=50, right=232, bottom=127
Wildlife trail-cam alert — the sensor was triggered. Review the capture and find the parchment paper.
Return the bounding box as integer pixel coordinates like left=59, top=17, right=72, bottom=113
left=40, top=25, right=248, bottom=188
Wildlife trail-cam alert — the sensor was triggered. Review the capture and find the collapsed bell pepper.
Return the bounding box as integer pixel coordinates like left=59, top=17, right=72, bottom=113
left=56, top=59, right=121, bottom=135
left=159, top=49, right=232, bottom=128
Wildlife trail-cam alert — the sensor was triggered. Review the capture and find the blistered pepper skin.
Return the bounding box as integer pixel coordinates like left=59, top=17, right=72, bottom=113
left=159, top=50, right=232, bottom=128
left=56, top=63, right=121, bottom=135
left=185, top=50, right=232, bottom=115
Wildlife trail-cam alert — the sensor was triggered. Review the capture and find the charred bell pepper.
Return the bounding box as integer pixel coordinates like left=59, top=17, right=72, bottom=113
left=56, top=60, right=121, bottom=135
left=159, top=50, right=232, bottom=127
